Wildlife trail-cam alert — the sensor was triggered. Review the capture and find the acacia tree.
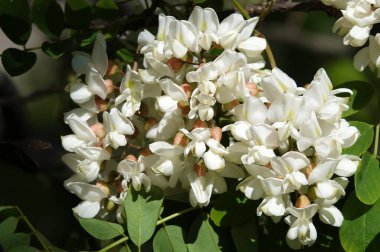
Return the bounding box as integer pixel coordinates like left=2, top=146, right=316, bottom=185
left=0, top=0, right=379, bottom=251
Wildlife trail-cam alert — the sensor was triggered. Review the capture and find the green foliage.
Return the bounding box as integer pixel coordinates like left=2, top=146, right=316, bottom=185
left=95, top=0, right=119, bottom=21
left=65, top=0, right=92, bottom=29
left=340, top=193, right=380, bottom=252
left=41, top=39, right=72, bottom=59
left=78, top=217, right=125, bottom=240
left=0, top=0, right=31, bottom=45
left=187, top=214, right=221, bottom=252
left=1, top=48, right=37, bottom=76
left=31, top=0, right=65, bottom=38
left=230, top=220, right=258, bottom=252
left=355, top=152, right=380, bottom=205
left=116, top=48, right=135, bottom=64
left=124, top=186, right=164, bottom=247
left=343, top=121, right=374, bottom=156
left=335, top=81, right=375, bottom=117
left=0, top=217, right=19, bottom=237
left=210, top=191, right=256, bottom=227
left=153, top=225, right=187, bottom=252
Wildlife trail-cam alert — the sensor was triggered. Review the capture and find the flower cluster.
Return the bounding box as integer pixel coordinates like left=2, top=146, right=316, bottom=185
left=61, top=7, right=360, bottom=249
left=322, top=0, right=380, bottom=76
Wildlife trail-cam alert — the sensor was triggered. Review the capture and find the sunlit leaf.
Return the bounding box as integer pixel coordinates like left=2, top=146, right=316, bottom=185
left=343, top=121, right=374, bottom=156
left=31, top=0, right=64, bottom=37
left=78, top=217, right=125, bottom=240
left=355, top=152, right=380, bottom=205
left=1, top=48, right=37, bottom=76
left=153, top=225, right=187, bottom=252
left=340, top=193, right=380, bottom=252
left=0, top=0, right=31, bottom=45
left=124, top=186, right=164, bottom=247
left=187, top=214, right=220, bottom=252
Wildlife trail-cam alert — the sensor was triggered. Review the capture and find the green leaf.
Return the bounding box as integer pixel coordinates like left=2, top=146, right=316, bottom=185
left=116, top=48, right=134, bottom=63
left=65, top=0, right=92, bottom=29
left=95, top=0, right=119, bottom=21
left=0, top=233, right=30, bottom=250
left=0, top=217, right=19, bottom=240
left=153, top=225, right=187, bottom=252
left=1, top=48, right=37, bottom=76
left=210, top=191, right=256, bottom=227
left=0, top=206, right=15, bottom=213
left=339, top=193, right=380, bottom=252
left=187, top=214, right=220, bottom=252
left=231, top=220, right=258, bottom=252
left=355, top=152, right=380, bottom=205
left=78, top=217, right=125, bottom=240
left=31, top=0, right=64, bottom=37
left=124, top=186, right=164, bottom=247
left=343, top=121, right=374, bottom=156
left=335, top=81, right=375, bottom=117
left=0, top=0, right=31, bottom=45
left=193, top=0, right=208, bottom=3
left=41, top=39, right=72, bottom=59
left=8, top=246, right=40, bottom=252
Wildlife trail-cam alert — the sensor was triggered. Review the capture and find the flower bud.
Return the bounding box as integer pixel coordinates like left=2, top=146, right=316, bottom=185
left=144, top=118, right=158, bottom=131
left=105, top=199, right=117, bottom=211
left=167, top=57, right=183, bottom=72
left=95, top=96, right=109, bottom=112
left=90, top=123, right=106, bottom=138
left=295, top=195, right=311, bottom=208
left=141, top=148, right=152, bottom=156
left=126, top=154, right=137, bottom=162
left=106, top=60, right=119, bottom=76
left=173, top=132, right=188, bottom=146
left=104, top=79, right=114, bottom=95
left=210, top=127, right=222, bottom=141
left=222, top=99, right=239, bottom=111
left=192, top=119, right=208, bottom=129
left=178, top=101, right=190, bottom=115
left=96, top=181, right=110, bottom=196
left=246, top=82, right=259, bottom=96
left=305, top=163, right=316, bottom=178
left=181, top=83, right=192, bottom=98
left=193, top=160, right=207, bottom=177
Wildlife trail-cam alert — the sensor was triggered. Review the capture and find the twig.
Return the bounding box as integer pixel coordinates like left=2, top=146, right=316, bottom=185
left=156, top=206, right=199, bottom=226
left=98, top=236, right=129, bottom=252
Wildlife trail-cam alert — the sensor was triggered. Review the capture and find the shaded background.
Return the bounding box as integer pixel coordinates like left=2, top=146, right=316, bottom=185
left=0, top=0, right=378, bottom=250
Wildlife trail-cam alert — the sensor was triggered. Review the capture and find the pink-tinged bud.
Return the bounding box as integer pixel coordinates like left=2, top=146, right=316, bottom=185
left=140, top=148, right=152, bottom=156
left=106, top=147, right=113, bottom=155
left=126, top=154, right=137, bottom=162
left=106, top=60, right=119, bottom=76
left=117, top=180, right=124, bottom=193
left=96, top=138, right=104, bottom=147
left=222, top=99, right=239, bottom=111
left=295, top=195, right=311, bottom=208
left=138, top=102, right=149, bottom=117
left=167, top=57, right=183, bottom=72
left=96, top=181, right=110, bottom=195
left=144, top=118, right=158, bottom=131
left=177, top=101, right=190, bottom=115
left=210, top=127, right=222, bottom=141
left=192, top=119, right=208, bottom=129
left=181, top=83, right=192, bottom=98
left=95, top=97, right=109, bottom=112
left=193, top=160, right=207, bottom=177
left=90, top=123, right=106, bottom=138
left=173, top=132, right=188, bottom=146
left=305, top=163, right=316, bottom=178
left=104, top=79, right=114, bottom=95
left=246, top=82, right=259, bottom=96
left=304, top=83, right=311, bottom=89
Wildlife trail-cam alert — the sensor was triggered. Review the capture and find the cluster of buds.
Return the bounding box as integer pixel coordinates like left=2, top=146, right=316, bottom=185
left=61, top=7, right=360, bottom=249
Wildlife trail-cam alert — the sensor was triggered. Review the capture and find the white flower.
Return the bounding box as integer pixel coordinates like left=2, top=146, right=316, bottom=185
left=103, top=108, right=134, bottom=149
left=257, top=177, right=290, bottom=217
left=117, top=156, right=151, bottom=192
left=354, top=34, right=380, bottom=77
left=65, top=181, right=107, bottom=218
left=285, top=204, right=319, bottom=249
left=62, top=153, right=102, bottom=182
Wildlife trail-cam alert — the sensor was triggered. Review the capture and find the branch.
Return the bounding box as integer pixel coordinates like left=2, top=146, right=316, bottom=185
left=247, top=0, right=341, bottom=17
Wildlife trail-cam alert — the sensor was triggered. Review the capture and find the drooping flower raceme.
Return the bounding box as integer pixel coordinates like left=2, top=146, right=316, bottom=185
left=61, top=7, right=360, bottom=249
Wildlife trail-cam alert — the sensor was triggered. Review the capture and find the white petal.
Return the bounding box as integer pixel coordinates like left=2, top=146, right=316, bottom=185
left=308, top=159, right=337, bottom=184
left=238, top=37, right=266, bottom=57
left=86, top=68, right=107, bottom=100
left=319, top=205, right=344, bottom=227
left=70, top=83, right=93, bottom=104
left=353, top=47, right=369, bottom=71
left=160, top=78, right=188, bottom=101
left=92, top=33, right=108, bottom=76
left=203, top=150, right=225, bottom=171
left=72, top=52, right=91, bottom=74
left=73, top=201, right=100, bottom=218
left=66, top=182, right=106, bottom=201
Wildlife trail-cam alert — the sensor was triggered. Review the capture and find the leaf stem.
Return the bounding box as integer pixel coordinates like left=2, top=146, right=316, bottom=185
left=15, top=206, right=50, bottom=251
left=254, top=30, right=277, bottom=68
left=25, top=46, right=41, bottom=52
left=98, top=236, right=129, bottom=252
left=232, top=0, right=251, bottom=19
left=156, top=206, right=199, bottom=226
